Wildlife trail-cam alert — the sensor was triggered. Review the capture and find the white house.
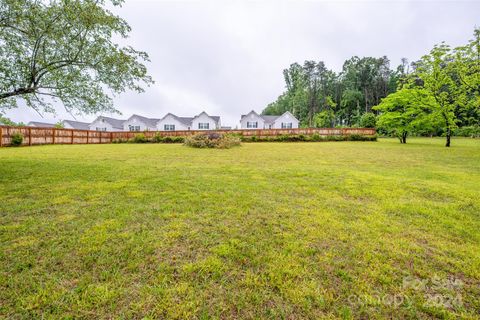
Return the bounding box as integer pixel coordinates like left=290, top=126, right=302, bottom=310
left=240, top=111, right=299, bottom=129
left=88, top=116, right=125, bottom=131
left=191, top=111, right=220, bottom=130
left=157, top=111, right=220, bottom=131
left=123, top=114, right=159, bottom=131
left=156, top=113, right=193, bottom=131
left=62, top=120, right=90, bottom=130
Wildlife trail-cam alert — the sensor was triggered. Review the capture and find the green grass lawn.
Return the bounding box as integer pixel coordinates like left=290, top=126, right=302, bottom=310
left=1, top=138, right=479, bottom=319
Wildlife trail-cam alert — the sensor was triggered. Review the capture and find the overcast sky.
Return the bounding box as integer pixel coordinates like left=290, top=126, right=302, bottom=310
left=6, top=0, right=480, bottom=127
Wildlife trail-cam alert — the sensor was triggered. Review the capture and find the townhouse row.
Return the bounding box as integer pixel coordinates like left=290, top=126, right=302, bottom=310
left=27, top=110, right=299, bottom=132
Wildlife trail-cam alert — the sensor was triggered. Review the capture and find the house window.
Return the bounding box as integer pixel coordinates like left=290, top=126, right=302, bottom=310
left=129, top=125, right=141, bottom=131
left=164, top=124, right=175, bottom=131
left=198, top=123, right=209, bottom=129
left=96, top=127, right=107, bottom=131
left=281, top=122, right=293, bottom=129
left=247, top=121, right=258, bottom=128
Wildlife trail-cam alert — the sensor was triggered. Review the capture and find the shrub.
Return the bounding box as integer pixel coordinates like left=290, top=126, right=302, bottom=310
left=359, top=112, right=377, bottom=128
left=185, top=133, right=241, bottom=149
left=112, top=138, right=128, bottom=143
left=131, top=133, right=148, bottom=143
left=454, top=125, right=480, bottom=138
left=311, top=133, right=321, bottom=141
left=11, top=132, right=23, bottom=146
left=152, top=133, right=163, bottom=143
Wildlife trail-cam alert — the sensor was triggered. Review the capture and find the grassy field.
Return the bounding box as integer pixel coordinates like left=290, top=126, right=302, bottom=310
left=0, top=138, right=479, bottom=319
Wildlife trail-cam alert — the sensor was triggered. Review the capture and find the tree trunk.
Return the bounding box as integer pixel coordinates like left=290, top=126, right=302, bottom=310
left=446, top=127, right=451, bottom=147
left=398, top=131, right=407, bottom=144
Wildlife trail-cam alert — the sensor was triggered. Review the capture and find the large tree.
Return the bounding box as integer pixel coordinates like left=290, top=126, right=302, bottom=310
left=0, top=0, right=153, bottom=115
left=373, top=88, right=440, bottom=143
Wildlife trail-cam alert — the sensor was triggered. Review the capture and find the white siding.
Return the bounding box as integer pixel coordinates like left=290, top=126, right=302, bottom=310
left=240, top=112, right=265, bottom=129
left=157, top=114, right=190, bottom=131
left=123, top=116, right=156, bottom=131
left=191, top=113, right=218, bottom=130
left=89, top=119, right=115, bottom=131
left=272, top=112, right=299, bottom=129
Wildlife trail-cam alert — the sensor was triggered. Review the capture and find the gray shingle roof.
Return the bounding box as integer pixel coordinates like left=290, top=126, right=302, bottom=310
left=28, top=121, right=55, bottom=128
left=63, top=120, right=90, bottom=130
left=95, top=116, right=125, bottom=130
left=160, top=113, right=193, bottom=126
left=240, top=110, right=261, bottom=121
left=260, top=115, right=281, bottom=124
left=129, top=114, right=160, bottom=128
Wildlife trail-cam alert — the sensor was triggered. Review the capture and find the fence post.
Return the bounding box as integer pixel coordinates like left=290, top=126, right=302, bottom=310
left=99, top=132, right=102, bottom=144
left=71, top=130, right=74, bottom=144
left=110, top=132, right=113, bottom=143
left=86, top=130, right=89, bottom=144
left=52, top=128, right=56, bottom=144
left=0, top=127, right=3, bottom=147
left=28, top=127, right=32, bottom=146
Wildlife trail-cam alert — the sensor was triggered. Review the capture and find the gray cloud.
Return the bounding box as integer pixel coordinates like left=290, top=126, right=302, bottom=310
left=6, top=0, right=480, bottom=127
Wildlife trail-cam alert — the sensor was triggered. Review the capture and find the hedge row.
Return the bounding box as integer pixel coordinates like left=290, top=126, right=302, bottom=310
left=240, top=134, right=377, bottom=142
left=114, top=133, right=377, bottom=144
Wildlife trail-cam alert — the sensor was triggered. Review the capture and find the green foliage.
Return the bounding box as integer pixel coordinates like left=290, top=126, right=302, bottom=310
left=240, top=134, right=376, bottom=142
left=313, top=110, right=335, bottom=128
left=0, top=0, right=153, bottom=115
left=0, top=115, right=24, bottom=127
left=131, top=133, right=148, bottom=143
left=151, top=134, right=184, bottom=143
left=54, top=122, right=64, bottom=129
left=374, top=88, right=441, bottom=143
left=454, top=125, right=480, bottom=138
left=359, top=112, right=376, bottom=128
left=184, top=133, right=241, bottom=149
left=10, top=132, right=23, bottom=146
left=264, top=56, right=399, bottom=127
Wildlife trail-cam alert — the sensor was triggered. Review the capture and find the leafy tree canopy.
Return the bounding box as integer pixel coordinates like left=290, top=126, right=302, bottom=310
left=0, top=0, right=153, bottom=116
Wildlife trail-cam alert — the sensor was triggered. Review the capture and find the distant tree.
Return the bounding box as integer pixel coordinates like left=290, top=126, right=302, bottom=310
left=54, top=121, right=64, bottom=128
left=359, top=112, right=376, bottom=128
left=416, top=44, right=461, bottom=147
left=0, top=0, right=153, bottom=116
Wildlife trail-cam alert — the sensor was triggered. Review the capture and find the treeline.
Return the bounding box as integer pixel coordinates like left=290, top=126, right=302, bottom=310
left=263, top=56, right=405, bottom=127
left=263, top=27, right=480, bottom=146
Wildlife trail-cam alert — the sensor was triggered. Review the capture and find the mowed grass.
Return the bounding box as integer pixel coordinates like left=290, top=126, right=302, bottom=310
left=0, top=138, right=479, bottom=319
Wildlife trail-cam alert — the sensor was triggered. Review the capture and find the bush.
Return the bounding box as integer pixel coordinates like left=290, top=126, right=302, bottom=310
left=454, top=125, right=480, bottom=138
left=131, top=133, right=148, bottom=143
left=112, top=138, right=128, bottom=143
left=359, top=112, right=377, bottom=128
left=185, top=133, right=241, bottom=149
left=11, top=132, right=23, bottom=146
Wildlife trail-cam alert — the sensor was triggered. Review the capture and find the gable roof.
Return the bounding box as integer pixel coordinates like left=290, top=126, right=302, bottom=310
left=62, top=120, right=90, bottom=130
left=260, top=115, right=281, bottom=124
left=259, top=111, right=298, bottom=124
left=193, top=111, right=220, bottom=125
left=240, top=110, right=262, bottom=121
left=91, top=116, right=125, bottom=130
left=160, top=113, right=194, bottom=126
left=28, top=121, right=55, bottom=128
left=127, top=114, right=160, bottom=128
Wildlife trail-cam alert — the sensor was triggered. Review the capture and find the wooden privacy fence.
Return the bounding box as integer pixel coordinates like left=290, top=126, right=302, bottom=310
left=0, top=126, right=376, bottom=147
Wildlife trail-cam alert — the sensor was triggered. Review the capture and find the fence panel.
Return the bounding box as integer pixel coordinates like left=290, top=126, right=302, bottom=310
left=0, top=125, right=376, bottom=147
